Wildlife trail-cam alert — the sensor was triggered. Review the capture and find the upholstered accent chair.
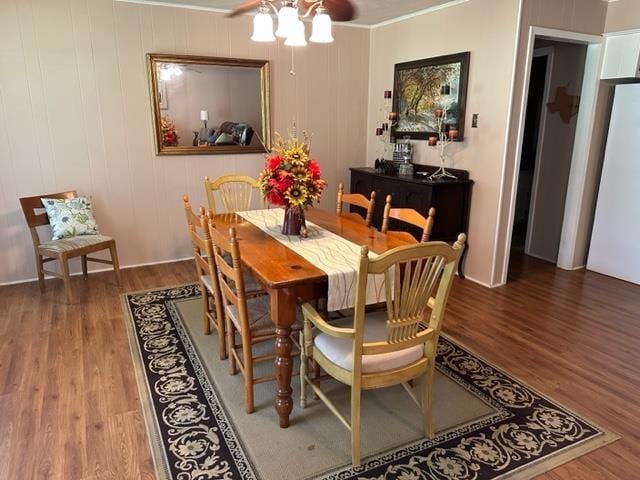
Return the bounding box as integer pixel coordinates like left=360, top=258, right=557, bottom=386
left=299, top=235, right=466, bottom=466
left=19, top=191, right=121, bottom=304
left=336, top=183, right=376, bottom=227
left=209, top=223, right=302, bottom=414
left=210, top=121, right=255, bottom=146
left=204, top=175, right=263, bottom=214
left=381, top=195, right=436, bottom=242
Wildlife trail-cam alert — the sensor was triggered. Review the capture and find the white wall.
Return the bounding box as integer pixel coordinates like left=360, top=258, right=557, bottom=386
left=366, top=0, right=521, bottom=286
left=0, top=0, right=370, bottom=284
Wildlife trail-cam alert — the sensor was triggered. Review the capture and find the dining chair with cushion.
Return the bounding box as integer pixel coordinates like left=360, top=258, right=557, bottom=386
left=204, top=174, right=263, bottom=214
left=182, top=195, right=228, bottom=358
left=336, top=183, right=376, bottom=227
left=381, top=195, right=436, bottom=242
left=209, top=223, right=302, bottom=414
left=299, top=234, right=466, bottom=466
left=19, top=191, right=121, bottom=304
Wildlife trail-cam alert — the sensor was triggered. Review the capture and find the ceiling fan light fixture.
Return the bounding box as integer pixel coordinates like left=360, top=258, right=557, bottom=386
left=284, top=19, right=307, bottom=46
left=275, top=5, right=297, bottom=38
left=309, top=9, right=333, bottom=43
left=251, top=7, right=276, bottom=42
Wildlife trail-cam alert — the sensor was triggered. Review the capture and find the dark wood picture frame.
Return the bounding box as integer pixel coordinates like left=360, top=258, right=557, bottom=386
left=392, top=52, right=470, bottom=141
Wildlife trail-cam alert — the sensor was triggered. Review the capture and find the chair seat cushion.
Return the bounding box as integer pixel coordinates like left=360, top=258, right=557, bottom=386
left=225, top=295, right=303, bottom=338
left=313, top=311, right=424, bottom=374
left=38, top=234, right=113, bottom=254
left=200, top=270, right=264, bottom=297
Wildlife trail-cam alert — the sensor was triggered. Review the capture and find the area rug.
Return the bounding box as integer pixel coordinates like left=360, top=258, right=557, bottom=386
left=122, top=284, right=617, bottom=480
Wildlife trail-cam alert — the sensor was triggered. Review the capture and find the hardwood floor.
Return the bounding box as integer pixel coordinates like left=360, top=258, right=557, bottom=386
left=0, top=254, right=638, bottom=479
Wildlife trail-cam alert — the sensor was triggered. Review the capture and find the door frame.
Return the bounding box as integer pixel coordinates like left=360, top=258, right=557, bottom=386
left=495, top=26, right=603, bottom=285
left=524, top=47, right=555, bottom=259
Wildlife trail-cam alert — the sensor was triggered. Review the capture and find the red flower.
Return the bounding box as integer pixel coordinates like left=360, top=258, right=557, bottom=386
left=274, top=171, right=293, bottom=192
left=267, top=155, right=282, bottom=171
left=267, top=190, right=285, bottom=206
left=308, top=159, right=321, bottom=180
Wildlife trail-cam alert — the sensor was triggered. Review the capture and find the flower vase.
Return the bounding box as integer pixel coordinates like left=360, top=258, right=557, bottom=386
left=282, top=204, right=306, bottom=236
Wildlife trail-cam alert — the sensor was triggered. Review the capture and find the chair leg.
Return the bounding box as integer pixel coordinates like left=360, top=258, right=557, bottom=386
left=300, top=331, right=307, bottom=408
left=109, top=241, right=122, bottom=286
left=242, top=335, right=255, bottom=414
left=351, top=385, right=362, bottom=467
left=312, top=360, right=321, bottom=400
left=422, top=367, right=435, bottom=439
left=60, top=256, right=72, bottom=304
left=36, top=254, right=45, bottom=293
left=227, top=317, right=238, bottom=375
left=81, top=255, right=88, bottom=279
left=201, top=288, right=211, bottom=335
left=216, top=302, right=227, bottom=361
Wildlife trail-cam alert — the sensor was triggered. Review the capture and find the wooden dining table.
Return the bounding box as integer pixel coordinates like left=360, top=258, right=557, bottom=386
left=212, top=207, right=417, bottom=428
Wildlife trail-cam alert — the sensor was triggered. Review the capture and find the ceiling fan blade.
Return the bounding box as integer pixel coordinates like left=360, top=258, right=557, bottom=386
left=226, top=0, right=263, bottom=17
left=323, top=0, right=356, bottom=22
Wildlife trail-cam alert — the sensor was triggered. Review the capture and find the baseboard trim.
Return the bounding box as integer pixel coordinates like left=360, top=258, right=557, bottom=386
left=0, top=256, right=193, bottom=287
left=3, top=256, right=501, bottom=290
left=461, top=274, right=494, bottom=289
left=557, top=264, right=586, bottom=271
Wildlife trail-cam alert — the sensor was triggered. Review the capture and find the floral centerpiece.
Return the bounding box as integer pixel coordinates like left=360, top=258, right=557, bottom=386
left=161, top=116, right=179, bottom=146
left=259, top=128, right=326, bottom=235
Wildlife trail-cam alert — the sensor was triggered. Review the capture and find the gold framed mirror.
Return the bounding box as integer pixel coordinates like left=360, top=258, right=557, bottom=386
left=147, top=54, right=271, bottom=155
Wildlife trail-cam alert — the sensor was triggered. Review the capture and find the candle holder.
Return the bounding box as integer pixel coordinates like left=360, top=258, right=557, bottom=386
left=429, top=87, right=458, bottom=180
left=375, top=90, right=398, bottom=163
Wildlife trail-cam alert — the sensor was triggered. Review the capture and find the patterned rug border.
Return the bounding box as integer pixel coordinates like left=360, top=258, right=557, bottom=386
left=121, top=284, right=619, bottom=480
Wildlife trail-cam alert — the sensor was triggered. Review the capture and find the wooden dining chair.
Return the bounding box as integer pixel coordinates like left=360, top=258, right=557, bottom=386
left=19, top=191, right=121, bottom=304
left=209, top=223, right=302, bottom=413
left=182, top=195, right=264, bottom=343
left=204, top=174, right=263, bottom=214
left=381, top=195, right=436, bottom=242
left=299, top=234, right=466, bottom=466
left=182, top=195, right=228, bottom=356
left=336, top=183, right=376, bottom=227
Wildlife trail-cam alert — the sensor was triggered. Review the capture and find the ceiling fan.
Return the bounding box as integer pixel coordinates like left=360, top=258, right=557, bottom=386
left=227, top=0, right=357, bottom=45
left=228, top=0, right=356, bottom=22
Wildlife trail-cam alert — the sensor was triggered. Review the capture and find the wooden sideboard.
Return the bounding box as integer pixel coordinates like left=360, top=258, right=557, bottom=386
left=349, top=166, right=473, bottom=277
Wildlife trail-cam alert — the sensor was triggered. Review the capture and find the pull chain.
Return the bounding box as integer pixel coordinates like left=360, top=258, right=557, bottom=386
left=289, top=47, right=296, bottom=76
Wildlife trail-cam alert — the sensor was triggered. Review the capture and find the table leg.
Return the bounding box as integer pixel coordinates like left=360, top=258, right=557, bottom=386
left=270, top=288, right=297, bottom=428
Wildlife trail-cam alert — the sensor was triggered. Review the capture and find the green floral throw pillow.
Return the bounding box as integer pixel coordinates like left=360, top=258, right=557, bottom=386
left=41, top=197, right=100, bottom=240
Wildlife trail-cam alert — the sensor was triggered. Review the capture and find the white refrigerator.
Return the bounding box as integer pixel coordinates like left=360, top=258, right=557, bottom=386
left=587, top=83, right=640, bottom=285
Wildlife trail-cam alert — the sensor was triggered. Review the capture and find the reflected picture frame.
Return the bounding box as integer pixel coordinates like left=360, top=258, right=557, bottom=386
left=147, top=53, right=271, bottom=155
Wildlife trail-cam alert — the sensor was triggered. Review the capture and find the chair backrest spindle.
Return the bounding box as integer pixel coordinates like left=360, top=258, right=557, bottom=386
left=353, top=235, right=466, bottom=360
left=204, top=175, right=262, bottom=214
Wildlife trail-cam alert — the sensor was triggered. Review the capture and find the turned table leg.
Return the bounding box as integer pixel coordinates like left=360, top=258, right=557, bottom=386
left=270, top=288, right=297, bottom=428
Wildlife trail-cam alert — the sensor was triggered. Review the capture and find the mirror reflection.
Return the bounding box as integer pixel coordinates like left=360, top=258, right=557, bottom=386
left=148, top=55, right=270, bottom=155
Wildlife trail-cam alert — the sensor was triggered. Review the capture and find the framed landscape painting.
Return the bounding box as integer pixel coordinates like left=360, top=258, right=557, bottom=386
left=392, top=52, right=470, bottom=140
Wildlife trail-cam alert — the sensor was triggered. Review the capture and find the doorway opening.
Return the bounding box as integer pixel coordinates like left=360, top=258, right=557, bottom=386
left=509, top=39, right=588, bottom=271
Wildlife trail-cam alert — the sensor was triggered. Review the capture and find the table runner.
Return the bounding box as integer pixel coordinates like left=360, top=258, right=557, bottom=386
left=238, top=208, right=388, bottom=311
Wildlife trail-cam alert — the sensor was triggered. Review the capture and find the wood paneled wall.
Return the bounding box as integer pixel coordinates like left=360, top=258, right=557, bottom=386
left=0, top=0, right=370, bottom=284
left=366, top=0, right=521, bottom=286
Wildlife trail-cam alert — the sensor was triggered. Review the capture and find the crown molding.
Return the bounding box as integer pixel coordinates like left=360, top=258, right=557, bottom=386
left=114, top=0, right=468, bottom=30
left=368, top=0, right=469, bottom=29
